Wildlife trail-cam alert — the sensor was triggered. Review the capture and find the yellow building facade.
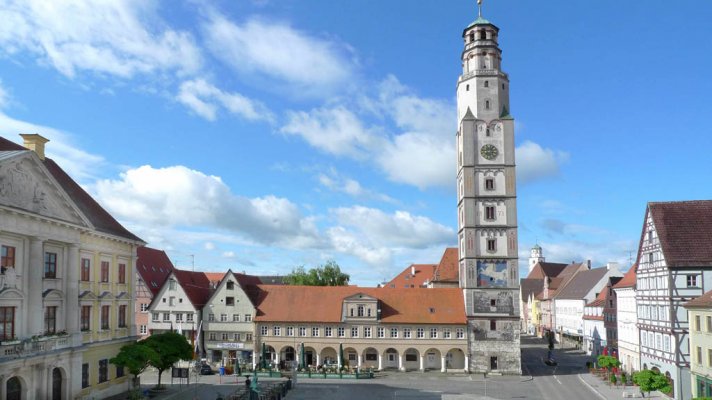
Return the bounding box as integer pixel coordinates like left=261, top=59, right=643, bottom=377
left=0, top=134, right=143, bottom=400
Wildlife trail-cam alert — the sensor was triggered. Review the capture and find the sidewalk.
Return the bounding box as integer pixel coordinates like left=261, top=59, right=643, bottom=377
left=578, top=371, right=665, bottom=399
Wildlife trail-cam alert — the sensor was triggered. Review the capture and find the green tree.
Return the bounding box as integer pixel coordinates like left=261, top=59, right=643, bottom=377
left=285, top=261, right=350, bottom=286
left=110, top=342, right=157, bottom=398
left=633, top=369, right=672, bottom=397
left=143, top=332, right=193, bottom=389
left=597, top=355, right=621, bottom=383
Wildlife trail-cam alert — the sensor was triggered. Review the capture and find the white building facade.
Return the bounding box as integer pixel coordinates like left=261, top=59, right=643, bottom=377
left=455, top=10, right=520, bottom=374
left=636, top=201, right=712, bottom=400
left=614, top=266, right=639, bottom=374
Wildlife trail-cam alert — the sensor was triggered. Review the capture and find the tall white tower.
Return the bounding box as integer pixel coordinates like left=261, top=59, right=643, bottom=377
left=456, top=4, right=521, bottom=374
left=529, top=244, right=544, bottom=274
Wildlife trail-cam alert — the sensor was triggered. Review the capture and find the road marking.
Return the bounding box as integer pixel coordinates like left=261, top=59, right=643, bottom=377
left=577, top=374, right=606, bottom=400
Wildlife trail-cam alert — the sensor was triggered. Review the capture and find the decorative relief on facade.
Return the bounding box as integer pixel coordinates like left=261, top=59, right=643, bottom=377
left=0, top=158, right=80, bottom=224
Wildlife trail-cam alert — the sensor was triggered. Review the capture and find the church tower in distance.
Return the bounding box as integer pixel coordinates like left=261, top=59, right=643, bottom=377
left=456, top=4, right=521, bottom=374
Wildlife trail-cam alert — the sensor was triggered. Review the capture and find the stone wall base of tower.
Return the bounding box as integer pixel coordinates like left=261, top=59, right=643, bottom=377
left=468, top=320, right=522, bottom=375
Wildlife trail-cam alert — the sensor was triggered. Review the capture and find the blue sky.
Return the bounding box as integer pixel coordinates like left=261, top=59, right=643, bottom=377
left=1, top=0, right=711, bottom=285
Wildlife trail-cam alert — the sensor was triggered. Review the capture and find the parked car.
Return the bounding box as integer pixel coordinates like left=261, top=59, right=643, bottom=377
left=200, top=364, right=215, bottom=375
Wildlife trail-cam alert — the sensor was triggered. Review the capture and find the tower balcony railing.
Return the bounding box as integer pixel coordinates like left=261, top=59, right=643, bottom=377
left=460, top=70, right=508, bottom=81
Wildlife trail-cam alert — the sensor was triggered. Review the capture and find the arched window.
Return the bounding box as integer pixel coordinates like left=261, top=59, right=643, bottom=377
left=7, top=377, right=21, bottom=400
left=485, top=100, right=491, bottom=110
left=52, top=368, right=62, bottom=400
left=484, top=81, right=489, bottom=88
left=469, top=32, right=475, bottom=42
left=480, top=30, right=486, bottom=40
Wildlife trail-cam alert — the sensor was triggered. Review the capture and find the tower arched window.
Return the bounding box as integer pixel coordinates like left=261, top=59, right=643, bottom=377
left=466, top=84, right=470, bottom=91
left=480, top=30, right=486, bottom=40
left=469, top=32, right=475, bottom=42
left=485, top=100, right=491, bottom=110
left=484, top=81, right=489, bottom=88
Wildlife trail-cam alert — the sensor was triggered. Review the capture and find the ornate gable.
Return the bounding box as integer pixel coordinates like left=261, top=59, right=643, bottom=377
left=0, top=152, right=89, bottom=227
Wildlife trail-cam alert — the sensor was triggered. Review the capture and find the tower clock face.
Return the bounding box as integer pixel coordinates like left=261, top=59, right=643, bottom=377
left=480, top=144, right=499, bottom=160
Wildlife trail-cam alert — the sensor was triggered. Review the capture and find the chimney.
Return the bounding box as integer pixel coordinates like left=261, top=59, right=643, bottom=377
left=20, top=134, right=49, bottom=160
left=586, top=259, right=591, bottom=269
left=411, top=266, right=416, bottom=276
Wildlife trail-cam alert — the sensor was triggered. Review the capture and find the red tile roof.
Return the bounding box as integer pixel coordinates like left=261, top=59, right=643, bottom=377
left=204, top=272, right=226, bottom=287
left=432, top=248, right=459, bottom=283
left=613, top=265, right=637, bottom=289
left=251, top=285, right=466, bottom=325
left=385, top=264, right=437, bottom=288
left=136, top=247, right=175, bottom=296
left=0, top=136, right=143, bottom=242
left=645, top=201, right=712, bottom=267
left=684, top=289, right=712, bottom=308
left=173, top=269, right=213, bottom=308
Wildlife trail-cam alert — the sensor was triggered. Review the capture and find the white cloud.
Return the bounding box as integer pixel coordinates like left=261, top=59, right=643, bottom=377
left=204, top=242, right=216, bottom=251
left=177, top=79, right=273, bottom=122
left=516, top=140, right=569, bottom=184
left=203, top=15, right=355, bottom=95
left=0, top=112, right=104, bottom=181
left=282, top=107, right=382, bottom=158
left=93, top=165, right=320, bottom=247
left=0, top=0, right=202, bottom=79
left=331, top=206, right=454, bottom=249
left=326, top=226, right=393, bottom=267
left=317, top=169, right=397, bottom=204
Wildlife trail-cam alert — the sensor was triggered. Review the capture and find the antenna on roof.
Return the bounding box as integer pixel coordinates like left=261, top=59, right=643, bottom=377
left=477, top=0, right=483, bottom=17
left=190, top=254, right=195, bottom=272
left=628, top=250, right=634, bottom=267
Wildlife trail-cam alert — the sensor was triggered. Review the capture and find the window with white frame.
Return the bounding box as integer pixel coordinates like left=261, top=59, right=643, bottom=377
left=187, top=313, right=194, bottom=322
left=325, top=327, right=333, bottom=337
left=364, top=327, right=372, bottom=338
left=152, top=313, right=159, bottom=322
left=688, top=275, right=699, bottom=288
left=403, top=328, right=411, bottom=338
left=233, top=333, right=240, bottom=341
left=175, top=313, right=183, bottom=322
left=141, top=303, right=148, bottom=312
left=162, top=313, right=170, bottom=322
left=221, top=314, right=228, bottom=322
left=246, top=333, right=253, bottom=342
left=443, top=328, right=451, bottom=339
left=273, top=326, right=281, bottom=336
left=377, top=327, right=385, bottom=338
left=351, top=326, right=358, bottom=337
left=417, top=328, right=424, bottom=338
left=286, top=326, right=294, bottom=336
left=390, top=328, right=398, bottom=338
left=244, top=314, right=252, bottom=322
left=312, top=327, right=319, bottom=337
left=299, top=326, right=306, bottom=336
left=664, top=336, right=670, bottom=352
left=430, top=328, right=438, bottom=338
left=209, top=332, right=216, bottom=341
left=140, top=325, right=147, bottom=334
left=222, top=332, right=229, bottom=341
left=233, top=314, right=240, bottom=322
left=260, top=326, right=268, bottom=336
left=337, top=327, right=345, bottom=337
left=456, top=328, right=464, bottom=339
left=208, top=313, right=215, bottom=322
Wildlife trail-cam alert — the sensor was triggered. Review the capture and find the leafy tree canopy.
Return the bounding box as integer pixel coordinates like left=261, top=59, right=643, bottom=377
left=597, top=355, right=621, bottom=370
left=285, top=260, right=349, bottom=286
left=633, top=369, right=672, bottom=395
left=110, top=341, right=157, bottom=378
left=143, top=331, right=193, bottom=388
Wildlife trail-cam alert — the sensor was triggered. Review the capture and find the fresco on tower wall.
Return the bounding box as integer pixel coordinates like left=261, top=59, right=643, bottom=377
left=477, top=261, right=507, bottom=287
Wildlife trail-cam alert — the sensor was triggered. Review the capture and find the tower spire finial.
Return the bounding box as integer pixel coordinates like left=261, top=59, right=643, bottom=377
left=477, top=0, right=483, bottom=17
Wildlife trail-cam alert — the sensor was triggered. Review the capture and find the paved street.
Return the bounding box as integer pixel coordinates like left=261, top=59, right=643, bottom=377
left=138, top=335, right=615, bottom=400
